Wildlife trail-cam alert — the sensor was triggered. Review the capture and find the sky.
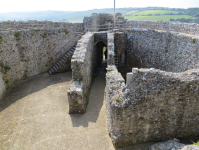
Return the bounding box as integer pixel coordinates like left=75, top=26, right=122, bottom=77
left=1, top=0, right=199, bottom=13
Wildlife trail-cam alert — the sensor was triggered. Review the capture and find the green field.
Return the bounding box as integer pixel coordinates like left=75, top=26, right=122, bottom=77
left=128, top=10, right=184, bottom=16
left=125, top=15, right=192, bottom=21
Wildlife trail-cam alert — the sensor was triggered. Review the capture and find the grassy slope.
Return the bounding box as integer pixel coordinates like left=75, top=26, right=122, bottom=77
left=124, top=10, right=193, bottom=21
left=125, top=15, right=192, bottom=21
left=131, top=10, right=183, bottom=15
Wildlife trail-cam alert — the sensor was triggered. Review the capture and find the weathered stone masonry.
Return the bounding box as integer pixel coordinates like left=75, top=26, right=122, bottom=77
left=0, top=21, right=84, bottom=97
left=1, top=14, right=199, bottom=149
left=67, top=32, right=94, bottom=114
left=106, top=29, right=199, bottom=147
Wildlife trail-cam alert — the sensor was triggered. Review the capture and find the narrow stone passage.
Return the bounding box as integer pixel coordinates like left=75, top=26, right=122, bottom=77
left=0, top=71, right=115, bottom=150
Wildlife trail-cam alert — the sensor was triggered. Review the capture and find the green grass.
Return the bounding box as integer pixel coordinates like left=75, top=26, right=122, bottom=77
left=193, top=141, right=199, bottom=146
left=128, top=10, right=184, bottom=16
left=103, top=47, right=106, bottom=54
left=125, top=15, right=192, bottom=21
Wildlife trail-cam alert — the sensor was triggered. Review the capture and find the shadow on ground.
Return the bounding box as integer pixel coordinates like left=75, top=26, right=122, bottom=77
left=0, top=72, right=72, bottom=112
left=70, top=62, right=107, bottom=127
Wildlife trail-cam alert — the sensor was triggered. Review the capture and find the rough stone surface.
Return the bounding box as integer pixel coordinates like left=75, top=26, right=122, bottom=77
left=0, top=72, right=5, bottom=97
left=0, top=20, right=83, bottom=31
left=124, top=29, right=199, bottom=72
left=149, top=139, right=199, bottom=150
left=123, top=20, right=199, bottom=35
left=68, top=32, right=94, bottom=113
left=106, top=66, right=199, bottom=147
left=0, top=28, right=81, bottom=88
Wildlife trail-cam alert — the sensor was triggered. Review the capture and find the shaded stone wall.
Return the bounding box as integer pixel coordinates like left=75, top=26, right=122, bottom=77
left=124, top=21, right=199, bottom=35
left=0, top=28, right=81, bottom=88
left=124, top=29, right=199, bottom=73
left=67, top=32, right=94, bottom=114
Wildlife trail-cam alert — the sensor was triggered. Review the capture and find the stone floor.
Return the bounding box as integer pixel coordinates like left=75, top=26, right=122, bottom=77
left=0, top=71, right=115, bottom=150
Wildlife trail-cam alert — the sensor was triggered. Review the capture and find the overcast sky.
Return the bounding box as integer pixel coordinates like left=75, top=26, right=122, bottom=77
left=1, top=0, right=199, bottom=13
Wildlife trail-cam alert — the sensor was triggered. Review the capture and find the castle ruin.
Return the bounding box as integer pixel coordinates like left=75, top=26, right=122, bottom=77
left=0, top=13, right=199, bottom=148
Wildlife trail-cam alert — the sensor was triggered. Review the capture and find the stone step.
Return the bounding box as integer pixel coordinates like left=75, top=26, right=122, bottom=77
left=51, top=68, right=55, bottom=72
left=49, top=43, right=78, bottom=75
left=55, top=64, right=59, bottom=69
left=53, top=66, right=57, bottom=70
left=58, top=62, right=62, bottom=66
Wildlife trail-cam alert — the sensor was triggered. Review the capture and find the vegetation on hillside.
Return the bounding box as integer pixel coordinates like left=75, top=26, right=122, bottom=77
left=123, top=7, right=199, bottom=23
left=0, top=7, right=199, bottom=23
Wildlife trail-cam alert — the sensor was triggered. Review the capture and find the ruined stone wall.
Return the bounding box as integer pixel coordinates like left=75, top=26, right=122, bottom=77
left=0, top=21, right=84, bottom=32
left=106, top=31, right=199, bottom=148
left=107, top=67, right=199, bottom=148
left=0, top=27, right=81, bottom=88
left=124, top=21, right=199, bottom=35
left=67, top=32, right=94, bottom=114
left=124, top=29, right=199, bottom=73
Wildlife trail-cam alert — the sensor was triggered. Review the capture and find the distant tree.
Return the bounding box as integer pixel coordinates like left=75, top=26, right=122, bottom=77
left=170, top=18, right=175, bottom=21
left=194, top=12, right=199, bottom=17
left=177, top=12, right=184, bottom=15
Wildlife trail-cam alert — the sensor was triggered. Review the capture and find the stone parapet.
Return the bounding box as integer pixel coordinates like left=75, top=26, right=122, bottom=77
left=124, top=20, right=199, bottom=35
left=0, top=21, right=84, bottom=32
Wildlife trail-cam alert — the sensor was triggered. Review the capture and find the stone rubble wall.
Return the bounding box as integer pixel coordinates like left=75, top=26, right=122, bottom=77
left=107, top=33, right=115, bottom=65
left=0, top=21, right=84, bottom=32
left=124, top=29, right=199, bottom=73
left=0, top=27, right=81, bottom=89
left=67, top=32, right=94, bottom=114
left=106, top=31, right=199, bottom=148
left=107, top=67, right=199, bottom=148
left=148, top=138, right=199, bottom=150
left=0, top=72, right=5, bottom=97
left=124, top=20, right=199, bottom=35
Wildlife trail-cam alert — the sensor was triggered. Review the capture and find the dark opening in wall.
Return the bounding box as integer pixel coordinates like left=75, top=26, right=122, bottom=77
left=93, top=41, right=107, bottom=76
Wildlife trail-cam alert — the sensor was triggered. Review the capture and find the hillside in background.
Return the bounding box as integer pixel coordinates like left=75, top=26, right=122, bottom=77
left=0, top=7, right=199, bottom=23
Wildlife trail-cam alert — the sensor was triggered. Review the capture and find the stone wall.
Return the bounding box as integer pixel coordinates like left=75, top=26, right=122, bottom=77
left=67, top=32, right=94, bottom=114
left=0, top=21, right=84, bottom=32
left=124, top=29, right=199, bottom=73
left=124, top=20, right=199, bottom=35
left=0, top=72, right=5, bottom=97
left=106, top=67, right=199, bottom=148
left=0, top=27, right=81, bottom=89
left=106, top=31, right=199, bottom=148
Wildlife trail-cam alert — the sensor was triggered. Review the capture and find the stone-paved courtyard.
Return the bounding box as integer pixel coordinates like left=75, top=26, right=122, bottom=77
left=0, top=71, right=115, bottom=150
